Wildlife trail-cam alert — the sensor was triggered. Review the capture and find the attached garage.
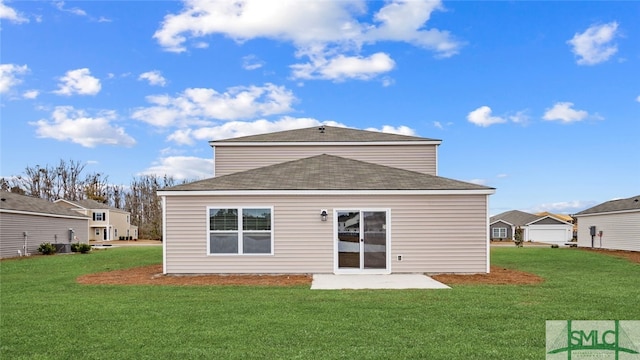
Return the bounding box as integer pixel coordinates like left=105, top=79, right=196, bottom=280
left=526, top=216, right=573, bottom=245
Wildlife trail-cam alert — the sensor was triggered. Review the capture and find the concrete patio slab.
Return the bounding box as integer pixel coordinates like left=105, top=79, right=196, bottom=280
left=311, top=274, right=451, bottom=290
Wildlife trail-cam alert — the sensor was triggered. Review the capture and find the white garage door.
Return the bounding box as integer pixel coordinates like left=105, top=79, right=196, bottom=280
left=529, top=228, right=567, bottom=244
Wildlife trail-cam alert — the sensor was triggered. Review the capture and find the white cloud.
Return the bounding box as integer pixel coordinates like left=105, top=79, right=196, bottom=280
left=167, top=117, right=345, bottom=145
left=242, top=55, right=264, bottom=70
left=54, top=1, right=87, bottom=16
left=0, top=0, right=28, bottom=23
left=636, top=95, right=640, bottom=103
left=543, top=102, right=589, bottom=123
left=468, top=179, right=488, bottom=186
left=138, top=70, right=167, bottom=87
left=153, top=0, right=461, bottom=81
left=433, top=121, right=443, bottom=130
left=568, top=22, right=619, bottom=65
left=509, top=110, right=530, bottom=125
left=23, top=89, right=39, bottom=99
left=365, top=125, right=416, bottom=136
left=53, top=68, right=101, bottom=96
left=291, top=52, right=395, bottom=81
left=139, top=156, right=214, bottom=180
left=467, top=106, right=506, bottom=127
left=530, top=200, right=598, bottom=214
left=131, top=83, right=296, bottom=127
left=30, top=106, right=136, bottom=148
left=0, top=63, right=29, bottom=93
left=496, top=174, right=508, bottom=179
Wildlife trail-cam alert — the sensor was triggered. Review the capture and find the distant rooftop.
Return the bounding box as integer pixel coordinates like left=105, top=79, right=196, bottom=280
left=490, top=210, right=541, bottom=226
left=210, top=125, right=441, bottom=144
left=0, top=191, right=89, bottom=218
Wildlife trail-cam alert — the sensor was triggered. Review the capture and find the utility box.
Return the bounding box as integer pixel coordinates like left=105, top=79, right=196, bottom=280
left=54, top=243, right=71, bottom=253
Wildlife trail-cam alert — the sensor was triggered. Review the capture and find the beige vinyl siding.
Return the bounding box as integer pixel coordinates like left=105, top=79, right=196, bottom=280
left=164, top=194, right=488, bottom=274
left=576, top=211, right=640, bottom=251
left=108, top=210, right=134, bottom=239
left=214, top=144, right=437, bottom=177
left=0, top=212, right=89, bottom=258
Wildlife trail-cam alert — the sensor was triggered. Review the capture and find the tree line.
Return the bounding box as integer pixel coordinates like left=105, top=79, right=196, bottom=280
left=0, top=159, right=181, bottom=240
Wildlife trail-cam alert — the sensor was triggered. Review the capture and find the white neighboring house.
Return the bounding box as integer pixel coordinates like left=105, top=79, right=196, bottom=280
left=525, top=215, right=573, bottom=245
left=574, top=195, right=640, bottom=251
left=54, top=199, right=138, bottom=241
left=490, top=210, right=573, bottom=245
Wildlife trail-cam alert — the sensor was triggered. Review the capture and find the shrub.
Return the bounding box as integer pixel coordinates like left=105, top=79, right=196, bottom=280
left=37, top=242, right=57, bottom=255
left=78, top=243, right=92, bottom=254
left=71, top=242, right=92, bottom=254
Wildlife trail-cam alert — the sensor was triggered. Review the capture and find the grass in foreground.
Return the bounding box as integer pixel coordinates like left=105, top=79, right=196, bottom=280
left=1, top=247, right=638, bottom=359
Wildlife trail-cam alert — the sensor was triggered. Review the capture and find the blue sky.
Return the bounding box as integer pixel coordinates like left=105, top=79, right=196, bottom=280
left=1, top=0, right=638, bottom=215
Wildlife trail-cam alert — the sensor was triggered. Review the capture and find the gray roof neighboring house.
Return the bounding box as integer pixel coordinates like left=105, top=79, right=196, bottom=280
left=0, top=191, right=89, bottom=219
left=574, top=195, right=640, bottom=216
left=211, top=125, right=441, bottom=144
left=490, top=210, right=541, bottom=226
left=56, top=198, right=128, bottom=212
left=162, top=154, right=494, bottom=192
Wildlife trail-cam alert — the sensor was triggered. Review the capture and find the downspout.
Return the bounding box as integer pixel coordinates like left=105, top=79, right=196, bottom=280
left=23, top=231, right=28, bottom=256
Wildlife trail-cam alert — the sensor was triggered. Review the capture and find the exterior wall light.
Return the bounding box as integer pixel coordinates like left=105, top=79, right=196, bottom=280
left=320, top=209, right=328, bottom=221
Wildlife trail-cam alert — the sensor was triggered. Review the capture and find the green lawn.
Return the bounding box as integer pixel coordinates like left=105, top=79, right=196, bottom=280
left=1, top=247, right=638, bottom=359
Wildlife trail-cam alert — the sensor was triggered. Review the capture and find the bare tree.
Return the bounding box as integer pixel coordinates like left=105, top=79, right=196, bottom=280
left=84, top=172, right=109, bottom=203
left=125, top=175, right=176, bottom=240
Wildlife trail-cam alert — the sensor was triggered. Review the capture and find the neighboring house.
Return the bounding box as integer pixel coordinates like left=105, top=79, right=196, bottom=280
left=537, top=211, right=577, bottom=237
left=490, top=210, right=573, bottom=245
left=574, top=195, right=640, bottom=251
left=0, top=191, right=89, bottom=258
left=54, top=199, right=138, bottom=241
left=159, top=126, right=495, bottom=275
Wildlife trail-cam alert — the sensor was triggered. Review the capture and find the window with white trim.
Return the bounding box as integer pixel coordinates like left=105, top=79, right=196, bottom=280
left=208, top=207, right=272, bottom=255
left=492, top=227, right=507, bottom=239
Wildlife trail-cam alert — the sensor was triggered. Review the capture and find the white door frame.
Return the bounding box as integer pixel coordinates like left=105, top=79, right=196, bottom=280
left=333, top=208, right=391, bottom=274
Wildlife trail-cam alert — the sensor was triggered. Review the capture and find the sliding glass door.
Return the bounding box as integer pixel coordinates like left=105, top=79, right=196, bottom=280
left=336, top=210, right=388, bottom=273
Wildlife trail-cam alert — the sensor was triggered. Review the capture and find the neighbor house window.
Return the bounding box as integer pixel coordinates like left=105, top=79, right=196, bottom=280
left=93, top=212, right=105, bottom=221
left=208, top=207, right=272, bottom=255
left=492, top=228, right=507, bottom=238
left=95, top=228, right=100, bottom=236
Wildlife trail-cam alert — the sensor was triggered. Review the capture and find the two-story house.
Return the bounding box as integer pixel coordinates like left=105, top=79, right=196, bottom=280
left=158, top=126, right=495, bottom=275
left=55, top=199, right=138, bottom=241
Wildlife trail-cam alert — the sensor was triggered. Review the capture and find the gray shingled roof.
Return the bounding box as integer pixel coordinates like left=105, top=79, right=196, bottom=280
left=490, top=210, right=540, bottom=226
left=211, top=125, right=440, bottom=143
left=0, top=191, right=89, bottom=218
left=62, top=198, right=123, bottom=211
left=163, top=154, right=493, bottom=192
left=575, top=195, right=640, bottom=215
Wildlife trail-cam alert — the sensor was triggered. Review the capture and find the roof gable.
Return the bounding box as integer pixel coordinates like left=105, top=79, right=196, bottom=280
left=490, top=219, right=514, bottom=227
left=210, top=125, right=440, bottom=144
left=56, top=198, right=124, bottom=211
left=575, top=195, right=640, bottom=216
left=490, top=210, right=540, bottom=226
left=527, top=215, right=571, bottom=226
left=0, top=191, right=89, bottom=218
left=162, top=154, right=493, bottom=192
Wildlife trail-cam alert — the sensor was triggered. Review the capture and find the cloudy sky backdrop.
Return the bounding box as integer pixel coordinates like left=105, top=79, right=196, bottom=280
left=1, top=0, right=638, bottom=214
